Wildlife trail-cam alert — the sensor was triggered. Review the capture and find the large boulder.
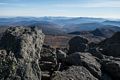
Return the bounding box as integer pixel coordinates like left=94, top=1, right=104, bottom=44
left=102, top=59, right=120, bottom=80
left=99, top=32, right=120, bottom=57
left=66, top=52, right=101, bottom=79
left=51, top=66, right=98, bottom=80
left=0, top=27, right=45, bottom=80
left=68, top=36, right=88, bottom=54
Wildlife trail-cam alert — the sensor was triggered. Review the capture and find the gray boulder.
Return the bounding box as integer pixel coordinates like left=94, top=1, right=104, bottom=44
left=102, top=59, right=120, bottom=80
left=66, top=52, right=101, bottom=79
left=0, top=27, right=45, bottom=80
left=51, top=66, right=98, bottom=80
left=68, top=36, right=88, bottom=54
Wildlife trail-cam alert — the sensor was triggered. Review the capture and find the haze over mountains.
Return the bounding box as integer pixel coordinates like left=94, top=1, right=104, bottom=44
left=0, top=17, right=120, bottom=36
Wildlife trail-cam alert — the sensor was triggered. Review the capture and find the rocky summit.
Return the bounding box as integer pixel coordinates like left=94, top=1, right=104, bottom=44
left=0, top=26, right=120, bottom=80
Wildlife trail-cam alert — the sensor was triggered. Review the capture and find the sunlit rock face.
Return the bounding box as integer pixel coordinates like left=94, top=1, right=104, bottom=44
left=0, top=27, right=45, bottom=80
left=51, top=66, right=98, bottom=80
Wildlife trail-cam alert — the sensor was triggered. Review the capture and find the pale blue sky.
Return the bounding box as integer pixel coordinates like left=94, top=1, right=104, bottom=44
left=0, top=0, right=120, bottom=18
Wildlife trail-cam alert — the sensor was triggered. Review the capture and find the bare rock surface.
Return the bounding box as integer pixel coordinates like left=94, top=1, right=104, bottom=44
left=102, top=58, right=120, bottom=80
left=0, top=27, right=45, bottom=80
left=51, top=66, right=98, bottom=80
left=66, top=52, right=101, bottom=79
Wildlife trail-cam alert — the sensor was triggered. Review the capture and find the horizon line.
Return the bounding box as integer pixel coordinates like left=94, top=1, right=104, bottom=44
left=0, top=16, right=120, bottom=19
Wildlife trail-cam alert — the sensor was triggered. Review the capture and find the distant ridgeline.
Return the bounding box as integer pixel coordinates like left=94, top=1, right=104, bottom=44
left=0, top=17, right=120, bottom=37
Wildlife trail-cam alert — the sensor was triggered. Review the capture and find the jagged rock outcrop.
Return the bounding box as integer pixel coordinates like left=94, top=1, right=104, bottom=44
left=51, top=66, right=98, bottom=80
left=68, top=36, right=88, bottom=54
left=99, top=32, right=120, bottom=57
left=0, top=27, right=45, bottom=80
left=66, top=52, right=101, bottom=79
left=102, top=58, right=120, bottom=80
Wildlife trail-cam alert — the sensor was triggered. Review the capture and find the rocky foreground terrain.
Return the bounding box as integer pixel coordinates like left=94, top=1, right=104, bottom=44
left=0, top=27, right=120, bottom=80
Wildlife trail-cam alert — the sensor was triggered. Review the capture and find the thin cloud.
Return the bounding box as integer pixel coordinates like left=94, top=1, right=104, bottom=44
left=0, top=2, right=27, bottom=7
left=54, top=1, right=120, bottom=8
left=0, top=2, right=8, bottom=5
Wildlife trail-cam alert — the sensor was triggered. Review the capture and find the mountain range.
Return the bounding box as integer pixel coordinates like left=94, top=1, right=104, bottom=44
left=0, top=17, right=120, bottom=35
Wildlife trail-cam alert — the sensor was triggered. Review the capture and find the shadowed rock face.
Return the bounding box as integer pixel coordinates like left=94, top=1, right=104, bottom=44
left=99, top=32, right=120, bottom=57
left=102, top=59, right=120, bottom=80
left=68, top=36, right=88, bottom=54
left=0, top=27, right=45, bottom=80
